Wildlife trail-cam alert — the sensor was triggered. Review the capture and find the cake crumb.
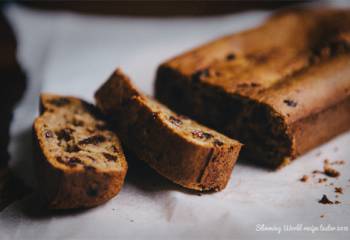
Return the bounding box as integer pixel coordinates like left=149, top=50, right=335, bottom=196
left=300, top=175, right=309, bottom=182
left=318, top=178, right=327, bottom=183
left=323, top=164, right=340, bottom=178
left=335, top=200, right=341, bottom=204
left=318, top=194, right=333, bottom=204
left=312, top=170, right=322, bottom=174
left=335, top=187, right=343, bottom=194
left=330, top=160, right=345, bottom=165
left=320, top=214, right=325, bottom=218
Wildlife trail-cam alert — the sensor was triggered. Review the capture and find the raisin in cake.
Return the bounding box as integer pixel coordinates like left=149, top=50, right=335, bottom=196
left=33, top=94, right=127, bottom=209
left=155, top=8, right=350, bottom=169
left=95, top=69, right=242, bottom=191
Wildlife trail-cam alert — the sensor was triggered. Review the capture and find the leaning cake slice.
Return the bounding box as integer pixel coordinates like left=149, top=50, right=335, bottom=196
left=33, top=94, right=127, bottom=209
left=95, top=69, right=242, bottom=191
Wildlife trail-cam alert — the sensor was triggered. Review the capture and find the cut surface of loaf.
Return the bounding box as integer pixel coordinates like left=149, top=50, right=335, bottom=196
left=33, top=94, right=127, bottom=209
left=95, top=69, right=242, bottom=191
left=155, top=8, right=350, bottom=169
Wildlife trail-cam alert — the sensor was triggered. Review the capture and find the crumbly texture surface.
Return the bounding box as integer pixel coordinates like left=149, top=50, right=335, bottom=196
left=33, top=94, right=127, bottom=209
left=95, top=69, right=242, bottom=191
left=155, top=8, right=350, bottom=169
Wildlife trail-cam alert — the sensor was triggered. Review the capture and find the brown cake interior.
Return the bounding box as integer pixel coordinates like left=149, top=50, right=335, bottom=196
left=36, top=97, right=123, bottom=171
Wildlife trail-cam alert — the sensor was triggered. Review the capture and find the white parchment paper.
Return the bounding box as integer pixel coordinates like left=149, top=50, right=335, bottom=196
left=1, top=4, right=349, bottom=240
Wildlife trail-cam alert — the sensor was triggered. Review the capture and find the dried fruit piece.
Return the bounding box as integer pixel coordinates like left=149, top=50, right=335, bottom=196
left=78, top=135, right=106, bottom=145
left=283, top=99, right=297, bottom=107
left=103, top=153, right=118, bottom=162
left=213, top=139, right=224, bottom=146
left=45, top=130, right=54, bottom=138
left=84, top=165, right=96, bottom=171
left=48, top=97, right=70, bottom=107
left=56, top=156, right=65, bottom=164
left=192, top=69, right=210, bottom=82
left=67, top=157, right=82, bottom=167
left=169, top=116, right=183, bottom=127
left=66, top=145, right=81, bottom=153
left=226, top=53, right=236, bottom=61
left=191, top=130, right=213, bottom=139
left=56, top=156, right=82, bottom=167
left=56, top=128, right=73, bottom=141
left=72, top=119, right=84, bottom=127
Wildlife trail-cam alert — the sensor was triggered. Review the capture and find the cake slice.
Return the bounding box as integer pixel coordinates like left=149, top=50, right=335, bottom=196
left=95, top=69, right=242, bottom=191
left=33, top=94, right=127, bottom=209
left=155, top=8, right=350, bottom=169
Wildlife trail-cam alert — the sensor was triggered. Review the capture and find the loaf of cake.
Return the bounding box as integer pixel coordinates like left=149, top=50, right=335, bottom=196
left=155, top=8, right=350, bottom=168
left=95, top=69, right=242, bottom=191
left=33, top=94, right=127, bottom=209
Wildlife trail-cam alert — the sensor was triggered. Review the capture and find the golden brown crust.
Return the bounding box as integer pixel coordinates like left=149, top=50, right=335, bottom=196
left=33, top=94, right=127, bottom=209
left=95, top=69, right=242, bottom=191
left=155, top=8, right=350, bottom=168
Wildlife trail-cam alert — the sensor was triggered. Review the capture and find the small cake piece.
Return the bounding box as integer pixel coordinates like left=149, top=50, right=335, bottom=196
left=33, top=94, right=127, bottom=209
left=95, top=69, right=242, bottom=191
left=155, top=8, right=350, bottom=169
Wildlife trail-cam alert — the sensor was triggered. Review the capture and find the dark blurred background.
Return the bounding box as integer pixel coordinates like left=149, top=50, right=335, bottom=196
left=20, top=1, right=302, bottom=16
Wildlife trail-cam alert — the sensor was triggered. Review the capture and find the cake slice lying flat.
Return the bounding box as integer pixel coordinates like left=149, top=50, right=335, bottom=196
left=33, top=94, right=127, bottom=209
left=95, top=69, right=242, bottom=191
